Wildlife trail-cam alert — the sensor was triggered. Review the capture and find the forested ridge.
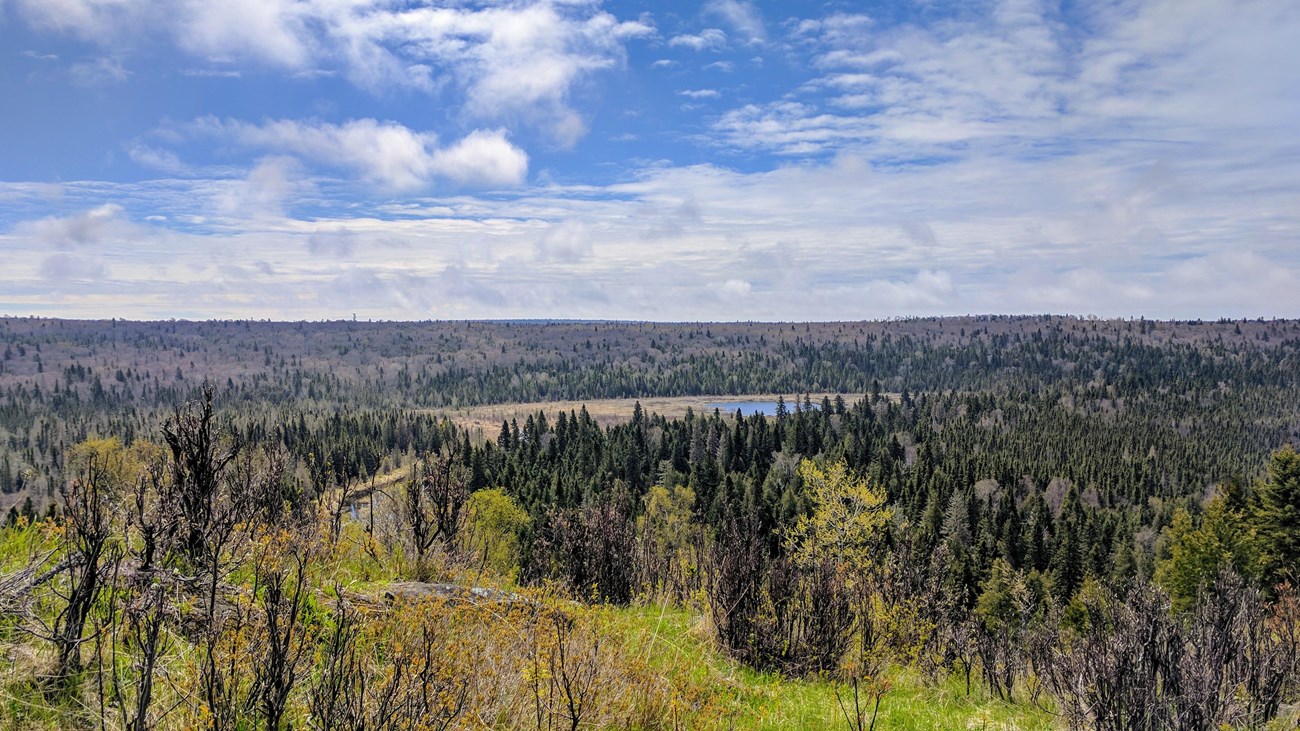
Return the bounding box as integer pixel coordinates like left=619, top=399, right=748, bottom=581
left=3, top=315, right=1298, bottom=502
left=2, top=315, right=1299, bottom=729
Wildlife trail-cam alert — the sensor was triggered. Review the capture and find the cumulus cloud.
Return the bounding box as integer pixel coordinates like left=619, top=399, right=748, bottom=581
left=13, top=204, right=137, bottom=248
left=3, top=1, right=1299, bottom=321
left=408, top=3, right=653, bottom=146
left=720, top=278, right=752, bottom=297
left=212, top=156, right=303, bottom=220
left=1, top=164, right=1297, bottom=320
left=431, top=129, right=530, bottom=187
left=10, top=0, right=654, bottom=145
left=867, top=270, right=953, bottom=308
left=191, top=117, right=527, bottom=190
left=173, top=0, right=312, bottom=68
left=534, top=220, right=593, bottom=264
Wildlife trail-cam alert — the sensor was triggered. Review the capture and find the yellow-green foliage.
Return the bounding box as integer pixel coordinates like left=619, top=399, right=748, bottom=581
left=0, top=441, right=1067, bottom=730
left=0, top=506, right=1065, bottom=730
left=66, top=437, right=164, bottom=492
left=1155, top=493, right=1260, bottom=612
left=639, top=484, right=695, bottom=558
left=786, top=459, right=891, bottom=573
left=463, top=487, right=531, bottom=579
left=636, top=484, right=699, bottom=600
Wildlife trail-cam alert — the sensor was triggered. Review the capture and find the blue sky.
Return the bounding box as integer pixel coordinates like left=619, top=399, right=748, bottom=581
left=1, top=0, right=1298, bottom=320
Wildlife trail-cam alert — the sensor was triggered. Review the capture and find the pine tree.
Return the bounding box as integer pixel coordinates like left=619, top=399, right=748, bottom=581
left=1050, top=484, right=1086, bottom=602
left=1254, top=446, right=1300, bottom=588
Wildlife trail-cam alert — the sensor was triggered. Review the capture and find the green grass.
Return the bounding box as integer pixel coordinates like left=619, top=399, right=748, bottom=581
left=9, top=519, right=1293, bottom=731
left=608, top=602, right=1058, bottom=730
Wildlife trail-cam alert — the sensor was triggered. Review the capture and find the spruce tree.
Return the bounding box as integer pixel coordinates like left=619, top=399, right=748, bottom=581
left=1255, top=446, right=1300, bottom=587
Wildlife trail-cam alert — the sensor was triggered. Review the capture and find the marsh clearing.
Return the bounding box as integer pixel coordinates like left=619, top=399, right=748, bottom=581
left=440, top=392, right=855, bottom=436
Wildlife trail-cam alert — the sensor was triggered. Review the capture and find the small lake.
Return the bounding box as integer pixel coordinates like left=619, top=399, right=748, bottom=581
left=705, top=400, right=820, bottom=416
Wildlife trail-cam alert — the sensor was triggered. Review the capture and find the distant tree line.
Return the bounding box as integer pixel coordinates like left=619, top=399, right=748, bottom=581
left=2, top=316, right=1299, bottom=505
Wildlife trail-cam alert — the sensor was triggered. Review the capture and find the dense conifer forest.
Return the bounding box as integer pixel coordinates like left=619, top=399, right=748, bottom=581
left=2, top=315, right=1299, bottom=729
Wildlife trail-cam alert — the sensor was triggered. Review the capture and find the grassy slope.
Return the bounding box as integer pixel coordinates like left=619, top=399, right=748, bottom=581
left=609, top=603, right=1055, bottom=731
left=5, top=519, right=1298, bottom=730
left=0, top=519, right=1057, bottom=731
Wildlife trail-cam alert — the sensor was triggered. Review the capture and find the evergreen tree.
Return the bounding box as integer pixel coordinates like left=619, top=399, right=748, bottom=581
left=1155, top=492, right=1259, bottom=611
left=1050, top=484, right=1086, bottom=602
left=1254, top=446, right=1300, bottom=588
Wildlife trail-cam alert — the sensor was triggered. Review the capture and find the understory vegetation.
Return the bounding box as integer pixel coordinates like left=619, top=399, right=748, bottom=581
left=2, top=316, right=1300, bottom=729
left=0, top=393, right=1057, bottom=730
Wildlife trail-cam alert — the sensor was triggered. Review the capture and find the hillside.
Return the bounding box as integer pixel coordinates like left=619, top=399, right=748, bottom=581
left=1, top=317, right=1299, bottom=729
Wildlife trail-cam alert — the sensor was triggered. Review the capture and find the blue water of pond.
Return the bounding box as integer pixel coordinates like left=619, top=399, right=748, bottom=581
left=706, top=400, right=820, bottom=416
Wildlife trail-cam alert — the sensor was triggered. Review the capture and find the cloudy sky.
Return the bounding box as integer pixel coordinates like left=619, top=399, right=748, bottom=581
left=1, top=0, right=1298, bottom=320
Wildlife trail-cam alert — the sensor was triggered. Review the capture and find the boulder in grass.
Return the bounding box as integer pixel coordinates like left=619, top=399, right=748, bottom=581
left=382, top=581, right=521, bottom=605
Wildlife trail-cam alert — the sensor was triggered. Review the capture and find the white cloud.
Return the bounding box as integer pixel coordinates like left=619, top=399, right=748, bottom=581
left=704, top=0, right=765, bottom=45
left=396, top=3, right=653, bottom=146
left=174, top=0, right=312, bottom=67
left=307, top=227, right=357, bottom=259
left=3, top=1, right=1299, bottom=321
left=127, top=143, right=190, bottom=176
left=10, top=0, right=655, bottom=145
left=191, top=117, right=528, bottom=190
left=69, top=56, right=129, bottom=85
left=669, top=29, right=727, bottom=52
left=13, top=204, right=136, bottom=248
left=212, top=156, right=302, bottom=221
left=711, top=0, right=1300, bottom=174
left=430, top=129, right=529, bottom=187
left=720, top=278, right=752, bottom=297
left=2, top=147, right=1298, bottom=319
left=794, top=13, right=874, bottom=47
left=534, top=220, right=593, bottom=264
left=867, top=270, right=953, bottom=308
left=38, top=253, right=107, bottom=282
left=679, top=89, right=720, bottom=99
left=714, top=102, right=875, bottom=155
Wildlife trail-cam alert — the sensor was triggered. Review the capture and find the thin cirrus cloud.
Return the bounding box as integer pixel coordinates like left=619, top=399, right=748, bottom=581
left=703, top=0, right=765, bottom=45
left=127, top=143, right=191, bottom=176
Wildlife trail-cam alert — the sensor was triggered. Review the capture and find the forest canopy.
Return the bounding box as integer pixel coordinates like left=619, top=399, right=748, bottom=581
left=1, top=315, right=1299, bottom=729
